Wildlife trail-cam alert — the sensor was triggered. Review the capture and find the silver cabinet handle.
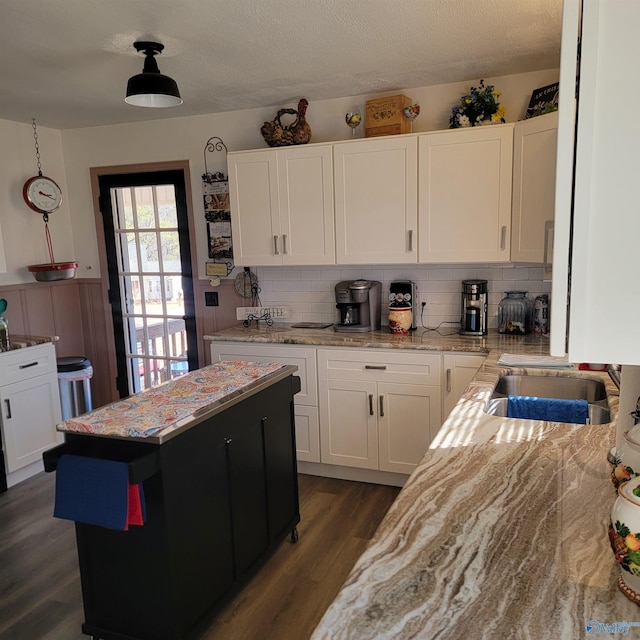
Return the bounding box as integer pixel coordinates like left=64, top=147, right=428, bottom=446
left=282, top=234, right=288, bottom=255
left=543, top=220, right=554, bottom=279
left=273, top=235, right=279, bottom=255
left=446, top=368, right=452, bottom=393
left=408, top=229, right=414, bottom=252
left=379, top=395, right=384, bottom=417
left=500, top=226, right=507, bottom=250
left=19, top=361, right=38, bottom=369
left=365, top=365, right=387, bottom=370
left=368, top=394, right=374, bottom=416
left=5, top=399, right=11, bottom=419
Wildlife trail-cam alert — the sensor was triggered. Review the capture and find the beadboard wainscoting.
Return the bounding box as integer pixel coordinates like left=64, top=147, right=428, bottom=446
left=249, top=263, right=552, bottom=330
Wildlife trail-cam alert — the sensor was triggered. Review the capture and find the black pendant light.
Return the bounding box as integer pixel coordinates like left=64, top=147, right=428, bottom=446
left=125, top=41, right=183, bottom=108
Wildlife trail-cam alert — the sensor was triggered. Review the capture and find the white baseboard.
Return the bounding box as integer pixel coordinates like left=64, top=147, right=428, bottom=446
left=297, top=460, right=408, bottom=488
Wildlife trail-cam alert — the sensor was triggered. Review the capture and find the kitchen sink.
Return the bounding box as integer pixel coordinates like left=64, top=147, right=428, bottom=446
left=484, top=374, right=611, bottom=425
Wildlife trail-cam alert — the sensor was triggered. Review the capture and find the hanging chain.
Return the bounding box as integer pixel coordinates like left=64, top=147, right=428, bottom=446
left=32, top=118, right=42, bottom=176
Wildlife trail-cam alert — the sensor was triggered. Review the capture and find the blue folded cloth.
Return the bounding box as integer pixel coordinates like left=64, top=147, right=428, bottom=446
left=54, top=454, right=130, bottom=530
left=507, top=395, right=590, bottom=424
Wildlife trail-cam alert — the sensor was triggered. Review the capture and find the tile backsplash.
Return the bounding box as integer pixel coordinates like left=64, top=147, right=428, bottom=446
left=250, top=263, right=552, bottom=330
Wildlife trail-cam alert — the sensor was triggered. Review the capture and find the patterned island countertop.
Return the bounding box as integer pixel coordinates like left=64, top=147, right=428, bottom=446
left=308, top=348, right=632, bottom=639
left=58, top=361, right=296, bottom=444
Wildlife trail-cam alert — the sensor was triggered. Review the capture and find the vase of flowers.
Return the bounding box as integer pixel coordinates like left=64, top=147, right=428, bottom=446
left=449, top=80, right=506, bottom=128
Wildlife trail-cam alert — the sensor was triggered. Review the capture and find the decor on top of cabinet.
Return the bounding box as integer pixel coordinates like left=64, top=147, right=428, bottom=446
left=261, top=98, right=311, bottom=147
left=498, top=291, right=533, bottom=334
left=524, top=82, right=559, bottom=119
left=202, top=136, right=233, bottom=277
left=402, top=102, right=421, bottom=133
left=345, top=108, right=362, bottom=138
left=365, top=94, right=413, bottom=137
left=449, top=80, right=505, bottom=128
left=24, top=118, right=78, bottom=282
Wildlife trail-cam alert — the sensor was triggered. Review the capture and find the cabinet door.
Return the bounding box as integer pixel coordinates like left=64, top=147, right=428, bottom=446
left=1, top=374, right=63, bottom=473
left=226, top=417, right=270, bottom=577
left=334, top=137, right=417, bottom=264
left=511, top=112, right=558, bottom=263
left=442, top=354, right=486, bottom=420
left=293, top=404, right=320, bottom=463
left=277, top=145, right=335, bottom=265
left=209, top=343, right=319, bottom=463
left=318, top=378, right=378, bottom=469
left=418, top=125, right=513, bottom=263
left=228, top=151, right=281, bottom=266
left=377, top=382, right=441, bottom=474
left=551, top=0, right=640, bottom=364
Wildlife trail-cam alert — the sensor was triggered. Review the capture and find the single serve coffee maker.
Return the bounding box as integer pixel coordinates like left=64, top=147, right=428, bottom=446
left=461, top=279, right=488, bottom=336
left=334, top=280, right=381, bottom=333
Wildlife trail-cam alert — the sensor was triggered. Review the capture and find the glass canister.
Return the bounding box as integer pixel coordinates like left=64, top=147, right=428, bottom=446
left=0, top=315, right=9, bottom=351
left=498, top=291, right=533, bottom=334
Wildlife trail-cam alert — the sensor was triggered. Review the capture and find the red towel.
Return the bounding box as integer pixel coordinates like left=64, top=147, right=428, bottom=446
left=126, top=484, right=145, bottom=529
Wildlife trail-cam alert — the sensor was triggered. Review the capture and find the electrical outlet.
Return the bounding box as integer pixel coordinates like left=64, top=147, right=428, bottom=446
left=205, top=292, right=219, bottom=307
left=418, top=294, right=429, bottom=308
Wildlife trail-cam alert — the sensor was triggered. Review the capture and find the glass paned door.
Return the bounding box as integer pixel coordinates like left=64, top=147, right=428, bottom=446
left=99, top=169, right=197, bottom=398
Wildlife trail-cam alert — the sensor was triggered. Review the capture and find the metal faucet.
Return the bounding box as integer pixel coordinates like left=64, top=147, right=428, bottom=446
left=608, top=364, right=621, bottom=390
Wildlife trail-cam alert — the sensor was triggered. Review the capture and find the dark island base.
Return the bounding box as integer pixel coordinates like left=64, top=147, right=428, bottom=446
left=45, top=375, right=301, bottom=640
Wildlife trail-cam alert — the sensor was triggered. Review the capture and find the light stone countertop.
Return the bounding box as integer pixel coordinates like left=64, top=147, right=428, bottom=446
left=206, top=324, right=633, bottom=638
left=204, top=324, right=552, bottom=355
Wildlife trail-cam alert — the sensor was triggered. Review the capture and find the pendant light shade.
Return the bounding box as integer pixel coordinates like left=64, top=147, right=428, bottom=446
left=125, top=41, right=183, bottom=108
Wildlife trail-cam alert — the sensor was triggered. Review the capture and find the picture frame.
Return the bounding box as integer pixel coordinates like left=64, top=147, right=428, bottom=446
left=525, top=82, right=559, bottom=119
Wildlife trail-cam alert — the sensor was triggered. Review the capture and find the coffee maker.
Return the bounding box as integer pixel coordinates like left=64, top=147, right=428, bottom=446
left=461, top=279, right=488, bottom=336
left=334, top=280, right=382, bottom=333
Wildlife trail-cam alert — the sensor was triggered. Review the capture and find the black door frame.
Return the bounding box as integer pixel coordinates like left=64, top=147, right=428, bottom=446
left=98, top=169, right=198, bottom=398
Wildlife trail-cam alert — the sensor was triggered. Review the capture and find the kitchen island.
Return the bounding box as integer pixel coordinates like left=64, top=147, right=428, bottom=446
left=44, top=361, right=301, bottom=640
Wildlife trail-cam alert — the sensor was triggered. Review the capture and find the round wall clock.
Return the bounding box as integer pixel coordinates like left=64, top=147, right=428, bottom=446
left=22, top=175, right=63, bottom=214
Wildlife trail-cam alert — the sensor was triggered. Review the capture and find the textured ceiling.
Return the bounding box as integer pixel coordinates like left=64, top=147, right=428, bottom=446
left=0, top=0, right=562, bottom=130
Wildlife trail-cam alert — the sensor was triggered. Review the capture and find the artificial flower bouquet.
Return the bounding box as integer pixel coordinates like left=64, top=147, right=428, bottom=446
left=449, top=80, right=506, bottom=128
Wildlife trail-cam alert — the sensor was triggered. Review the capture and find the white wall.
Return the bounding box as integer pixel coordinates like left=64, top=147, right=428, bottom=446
left=59, top=68, right=558, bottom=280
left=0, top=119, right=76, bottom=284
left=0, top=69, right=557, bottom=287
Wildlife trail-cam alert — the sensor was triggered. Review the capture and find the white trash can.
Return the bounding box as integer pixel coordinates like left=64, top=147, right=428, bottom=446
left=57, top=356, right=93, bottom=420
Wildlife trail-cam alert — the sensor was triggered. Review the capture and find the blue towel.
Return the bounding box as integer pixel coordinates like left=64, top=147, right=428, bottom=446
left=54, top=454, right=130, bottom=530
left=507, top=396, right=590, bottom=424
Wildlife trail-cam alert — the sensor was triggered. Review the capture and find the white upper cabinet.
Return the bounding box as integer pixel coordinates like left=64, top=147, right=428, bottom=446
left=334, top=136, right=417, bottom=264
left=418, top=125, right=513, bottom=263
left=511, top=112, right=558, bottom=264
left=551, top=0, right=640, bottom=364
left=228, top=145, right=335, bottom=266
left=228, top=150, right=280, bottom=266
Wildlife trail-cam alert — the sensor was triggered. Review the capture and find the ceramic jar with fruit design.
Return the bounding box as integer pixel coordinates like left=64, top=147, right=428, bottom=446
left=610, top=475, right=640, bottom=603
left=612, top=426, right=640, bottom=489
left=388, top=305, right=412, bottom=335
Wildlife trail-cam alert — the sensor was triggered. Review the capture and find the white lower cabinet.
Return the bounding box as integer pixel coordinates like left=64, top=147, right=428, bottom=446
left=209, top=341, right=485, bottom=481
left=317, top=349, right=441, bottom=475
left=209, top=342, right=320, bottom=463
left=442, top=354, right=486, bottom=420
left=0, top=342, right=63, bottom=477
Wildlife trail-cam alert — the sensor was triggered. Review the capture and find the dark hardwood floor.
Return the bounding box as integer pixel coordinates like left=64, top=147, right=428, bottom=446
left=0, top=472, right=399, bottom=640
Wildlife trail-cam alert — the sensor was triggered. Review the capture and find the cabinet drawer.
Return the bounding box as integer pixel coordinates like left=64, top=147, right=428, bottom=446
left=210, top=342, right=317, bottom=406
left=0, top=343, right=57, bottom=386
left=318, top=349, right=440, bottom=385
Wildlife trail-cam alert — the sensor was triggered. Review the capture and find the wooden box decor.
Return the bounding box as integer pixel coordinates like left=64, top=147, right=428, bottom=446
left=365, top=94, right=413, bottom=137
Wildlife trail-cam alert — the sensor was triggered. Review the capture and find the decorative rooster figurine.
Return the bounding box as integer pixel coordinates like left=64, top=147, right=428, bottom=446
left=261, top=98, right=311, bottom=147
